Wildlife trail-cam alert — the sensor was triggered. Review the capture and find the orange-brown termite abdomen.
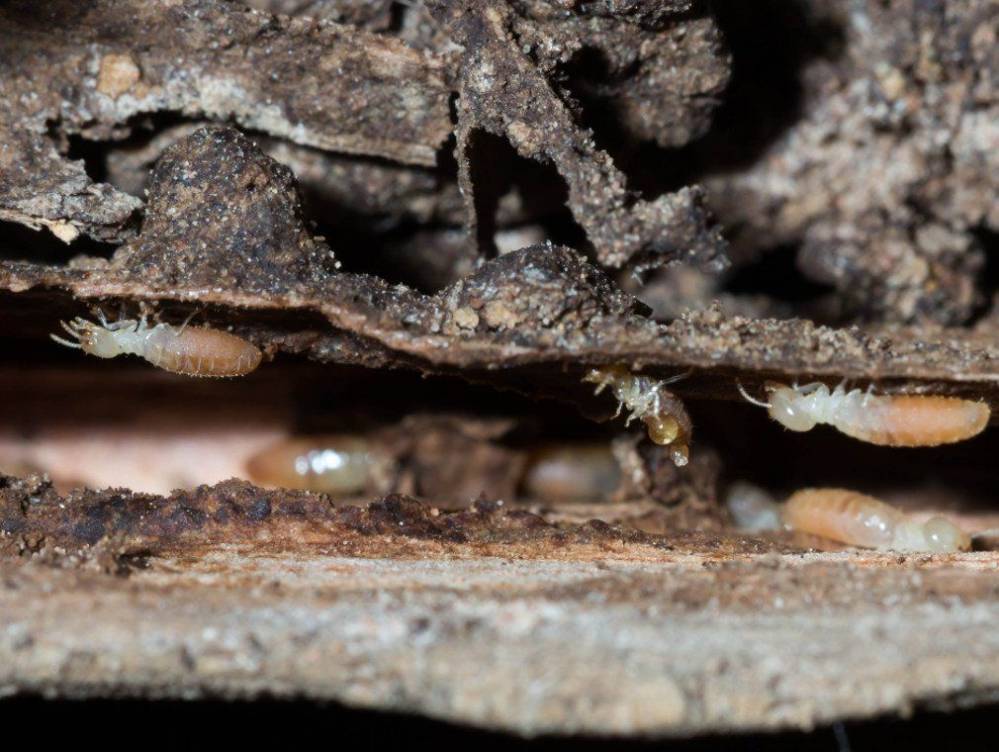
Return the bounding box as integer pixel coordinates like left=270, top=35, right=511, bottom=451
left=783, top=488, right=902, bottom=549
left=246, top=436, right=381, bottom=493
left=783, top=487, right=970, bottom=552
left=148, top=326, right=262, bottom=377
left=849, top=395, right=990, bottom=447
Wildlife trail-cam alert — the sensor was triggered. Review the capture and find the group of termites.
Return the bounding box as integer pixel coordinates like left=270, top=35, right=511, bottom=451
left=583, top=365, right=990, bottom=553
left=52, top=310, right=991, bottom=553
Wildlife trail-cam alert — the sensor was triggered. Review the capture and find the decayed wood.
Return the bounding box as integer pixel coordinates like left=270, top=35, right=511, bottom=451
left=1, top=1, right=998, bottom=736
left=0, top=0, right=453, bottom=242
left=4, top=474, right=999, bottom=735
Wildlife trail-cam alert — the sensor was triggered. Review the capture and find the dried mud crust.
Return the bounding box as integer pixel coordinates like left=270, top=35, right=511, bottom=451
left=0, top=0, right=452, bottom=241
left=5, top=126, right=999, bottom=416
left=428, top=0, right=728, bottom=270
left=0, top=0, right=727, bottom=273
left=6, top=473, right=999, bottom=735
left=708, top=0, right=998, bottom=325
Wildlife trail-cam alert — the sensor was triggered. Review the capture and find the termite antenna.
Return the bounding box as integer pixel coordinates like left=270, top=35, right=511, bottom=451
left=736, top=381, right=772, bottom=409
left=663, top=369, right=693, bottom=386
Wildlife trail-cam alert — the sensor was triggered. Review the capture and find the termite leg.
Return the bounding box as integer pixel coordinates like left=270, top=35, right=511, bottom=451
left=797, top=382, right=826, bottom=395
left=136, top=301, right=159, bottom=330
left=862, top=383, right=875, bottom=407
left=177, top=310, right=197, bottom=334
left=50, top=332, right=82, bottom=349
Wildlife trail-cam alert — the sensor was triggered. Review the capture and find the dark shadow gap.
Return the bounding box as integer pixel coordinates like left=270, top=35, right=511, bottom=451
left=3, top=696, right=999, bottom=750
left=64, top=132, right=110, bottom=184
left=722, top=244, right=831, bottom=303
left=969, top=227, right=999, bottom=325
left=719, top=242, right=845, bottom=322
left=0, top=220, right=118, bottom=265
left=618, top=0, right=846, bottom=198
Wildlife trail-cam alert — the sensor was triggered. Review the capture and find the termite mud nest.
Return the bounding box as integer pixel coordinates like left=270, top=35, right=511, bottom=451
left=0, top=0, right=997, bottom=549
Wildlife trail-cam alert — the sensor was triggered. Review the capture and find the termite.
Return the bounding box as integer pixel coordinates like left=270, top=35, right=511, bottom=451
left=520, top=443, right=621, bottom=502
left=583, top=365, right=691, bottom=466
left=51, top=311, right=262, bottom=377
left=737, top=381, right=989, bottom=447
left=245, top=436, right=391, bottom=494
left=725, top=481, right=782, bottom=532
left=783, top=487, right=970, bottom=552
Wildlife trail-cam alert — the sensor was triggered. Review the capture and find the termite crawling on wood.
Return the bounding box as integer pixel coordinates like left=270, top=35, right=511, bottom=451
left=246, top=436, right=390, bottom=494
left=520, top=443, right=622, bottom=502
left=51, top=309, right=262, bottom=377
left=783, top=488, right=971, bottom=553
left=725, top=483, right=970, bottom=552
left=584, top=365, right=692, bottom=466
left=737, top=381, right=989, bottom=447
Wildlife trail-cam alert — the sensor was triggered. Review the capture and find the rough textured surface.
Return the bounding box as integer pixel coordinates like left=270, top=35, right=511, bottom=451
left=110, top=127, right=336, bottom=291
left=101, top=124, right=472, bottom=282
left=7, top=128, right=999, bottom=410
left=1, top=0, right=727, bottom=273
left=2, top=0, right=998, bottom=739
left=4, top=475, right=999, bottom=736
left=513, top=0, right=730, bottom=150
left=0, top=0, right=452, bottom=241
left=431, top=0, right=728, bottom=270
left=0, top=128, right=143, bottom=244
left=708, top=0, right=998, bottom=324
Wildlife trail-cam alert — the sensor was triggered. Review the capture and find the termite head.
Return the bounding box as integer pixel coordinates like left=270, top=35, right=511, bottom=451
left=739, top=381, right=818, bottom=432
left=891, top=516, right=970, bottom=553
left=765, top=382, right=818, bottom=432
left=922, top=516, right=971, bottom=552
left=51, top=316, right=126, bottom=358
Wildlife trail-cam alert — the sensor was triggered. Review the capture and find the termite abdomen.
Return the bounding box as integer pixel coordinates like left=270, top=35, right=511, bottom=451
left=841, top=394, right=990, bottom=447
left=725, top=482, right=782, bottom=532
left=520, top=444, right=621, bottom=502
left=145, top=326, right=262, bottom=377
left=245, top=436, right=390, bottom=495
left=783, top=487, right=970, bottom=552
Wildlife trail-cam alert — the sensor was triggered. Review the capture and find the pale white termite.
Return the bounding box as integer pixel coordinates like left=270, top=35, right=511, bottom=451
left=51, top=311, right=262, bottom=377
left=725, top=481, right=783, bottom=532
left=583, top=365, right=691, bottom=466
left=520, top=443, right=622, bottom=502
left=245, top=436, right=390, bottom=494
left=737, top=381, right=990, bottom=447
left=783, top=488, right=970, bottom=553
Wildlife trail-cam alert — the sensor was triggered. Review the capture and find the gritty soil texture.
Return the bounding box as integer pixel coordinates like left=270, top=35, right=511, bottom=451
left=1, top=0, right=999, bottom=739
